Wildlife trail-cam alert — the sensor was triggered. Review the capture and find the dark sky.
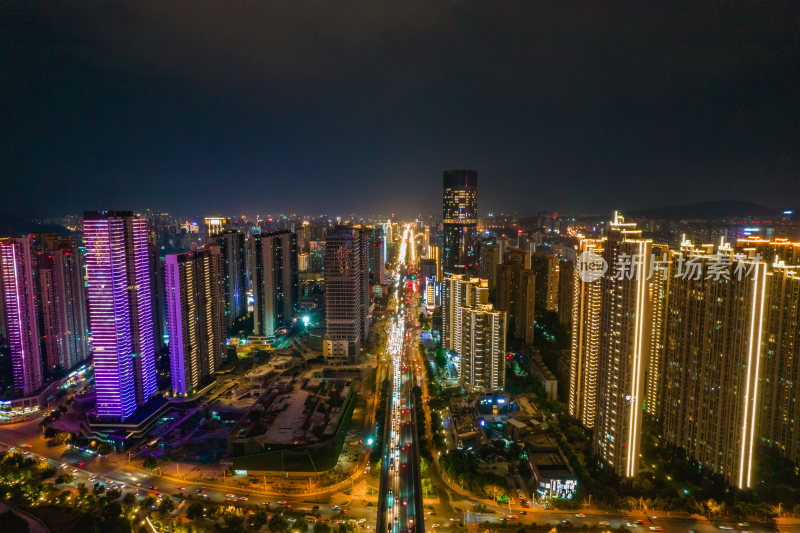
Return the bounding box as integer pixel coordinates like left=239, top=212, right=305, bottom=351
left=2, top=2, right=799, bottom=218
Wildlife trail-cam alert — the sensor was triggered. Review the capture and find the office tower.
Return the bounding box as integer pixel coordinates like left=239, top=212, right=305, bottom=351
left=298, top=252, right=310, bottom=272
left=165, top=250, right=223, bottom=395
left=530, top=252, right=559, bottom=312
left=759, top=257, right=800, bottom=468
left=38, top=236, right=90, bottom=374
left=364, top=225, right=385, bottom=286
left=309, top=241, right=325, bottom=273
left=84, top=211, right=157, bottom=421
left=459, top=304, right=507, bottom=391
left=383, top=220, right=394, bottom=263
left=442, top=170, right=478, bottom=274
left=659, top=241, right=767, bottom=488
left=569, top=213, right=655, bottom=478
left=213, top=230, right=248, bottom=329
left=0, top=238, right=43, bottom=396
left=251, top=231, right=299, bottom=338
left=204, top=216, right=231, bottom=237
left=557, top=259, right=574, bottom=326
left=324, top=227, right=369, bottom=361
left=429, top=244, right=442, bottom=280
left=495, top=248, right=536, bottom=344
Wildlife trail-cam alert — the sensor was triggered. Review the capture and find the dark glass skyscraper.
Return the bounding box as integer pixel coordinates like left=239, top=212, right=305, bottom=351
left=442, top=169, right=478, bottom=274
left=251, top=230, right=299, bottom=337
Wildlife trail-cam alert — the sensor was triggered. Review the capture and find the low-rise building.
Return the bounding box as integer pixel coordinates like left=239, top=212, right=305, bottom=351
left=524, top=433, right=577, bottom=500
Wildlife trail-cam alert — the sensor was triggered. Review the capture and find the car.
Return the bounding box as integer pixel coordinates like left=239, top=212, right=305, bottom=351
left=226, top=494, right=237, bottom=498
left=178, top=487, right=186, bottom=491
left=576, top=514, right=586, bottom=518
left=562, top=519, right=572, bottom=524
left=649, top=527, right=663, bottom=531
left=599, top=522, right=609, bottom=526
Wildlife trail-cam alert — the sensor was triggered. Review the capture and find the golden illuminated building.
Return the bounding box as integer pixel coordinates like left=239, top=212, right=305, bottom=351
left=530, top=252, right=559, bottom=312
left=659, top=239, right=767, bottom=488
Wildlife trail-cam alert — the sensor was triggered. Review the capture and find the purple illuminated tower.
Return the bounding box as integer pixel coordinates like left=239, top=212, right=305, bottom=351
left=165, top=250, right=222, bottom=395
left=84, top=211, right=157, bottom=421
left=0, top=237, right=43, bottom=397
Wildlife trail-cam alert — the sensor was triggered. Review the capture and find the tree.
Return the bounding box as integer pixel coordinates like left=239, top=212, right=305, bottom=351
left=93, top=481, right=106, bottom=495
left=187, top=502, right=205, bottom=522
left=141, top=495, right=156, bottom=509
left=294, top=517, right=310, bottom=532
left=142, top=455, right=157, bottom=470
left=158, top=497, right=175, bottom=515
left=338, top=521, right=358, bottom=533
left=314, top=523, right=332, bottom=533
left=102, top=501, right=123, bottom=520
left=248, top=510, right=268, bottom=530
left=55, top=472, right=74, bottom=485
left=123, top=492, right=136, bottom=507
left=268, top=513, right=290, bottom=533
left=97, top=443, right=114, bottom=456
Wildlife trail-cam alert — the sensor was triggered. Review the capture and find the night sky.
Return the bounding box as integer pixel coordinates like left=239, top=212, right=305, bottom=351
left=2, top=2, right=799, bottom=218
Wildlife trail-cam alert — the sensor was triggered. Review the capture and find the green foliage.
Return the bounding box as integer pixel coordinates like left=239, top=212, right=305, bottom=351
left=157, top=497, right=175, bottom=515
left=440, top=449, right=508, bottom=499
left=142, top=455, right=157, bottom=471
left=314, top=522, right=332, bottom=533
left=268, top=513, right=290, bottom=533
left=294, top=516, right=310, bottom=532
left=186, top=501, right=204, bottom=521
left=338, top=521, right=358, bottom=533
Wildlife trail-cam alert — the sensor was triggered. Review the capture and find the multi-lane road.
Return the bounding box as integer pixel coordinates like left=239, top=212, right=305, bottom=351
left=378, top=269, right=424, bottom=533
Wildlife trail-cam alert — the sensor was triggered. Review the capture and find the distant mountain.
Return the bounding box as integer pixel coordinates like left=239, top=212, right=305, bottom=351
left=629, top=200, right=782, bottom=220
left=0, top=215, right=70, bottom=237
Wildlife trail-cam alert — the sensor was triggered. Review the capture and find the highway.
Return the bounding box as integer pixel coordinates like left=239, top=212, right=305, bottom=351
left=378, top=225, right=425, bottom=533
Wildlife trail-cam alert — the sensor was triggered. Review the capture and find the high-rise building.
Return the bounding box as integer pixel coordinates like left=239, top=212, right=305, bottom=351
left=568, top=239, right=603, bottom=429
left=147, top=236, right=166, bottom=352
left=0, top=237, right=43, bottom=397
left=459, top=304, right=507, bottom=391
left=557, top=259, right=574, bottom=326
left=251, top=231, right=299, bottom=338
left=204, top=216, right=231, bottom=237
left=324, top=227, right=369, bottom=361
left=442, top=170, right=478, bottom=274
left=364, top=225, right=385, bottom=286
left=84, top=211, right=157, bottom=421
left=213, top=230, right=248, bottom=329
left=569, top=213, right=656, bottom=478
left=38, top=236, right=90, bottom=374
left=442, top=275, right=488, bottom=354
left=530, top=252, right=559, bottom=312
left=659, top=241, right=767, bottom=488
left=165, top=250, right=223, bottom=396
left=759, top=257, right=800, bottom=469
left=495, top=248, right=536, bottom=345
